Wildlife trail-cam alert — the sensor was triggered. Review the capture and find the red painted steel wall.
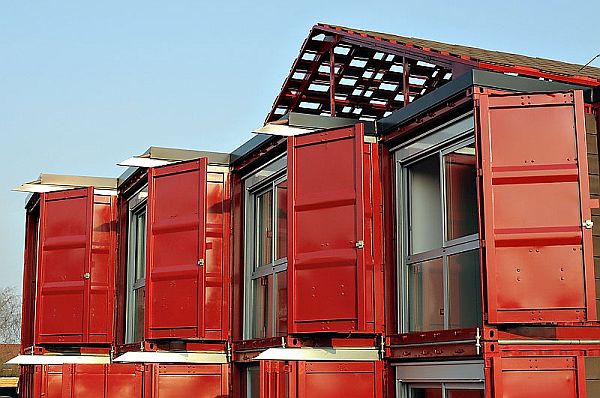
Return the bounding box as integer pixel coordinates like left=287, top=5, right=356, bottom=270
left=26, top=188, right=116, bottom=346
left=287, top=125, right=383, bottom=334
left=260, top=360, right=384, bottom=398
left=476, top=90, right=596, bottom=324
left=19, top=364, right=143, bottom=398
left=145, top=159, right=230, bottom=340
left=143, top=364, right=230, bottom=397
left=19, top=364, right=64, bottom=398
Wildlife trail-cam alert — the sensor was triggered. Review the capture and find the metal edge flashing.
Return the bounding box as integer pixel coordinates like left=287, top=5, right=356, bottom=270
left=112, top=351, right=228, bottom=364
left=254, top=347, right=379, bottom=362
left=14, top=174, right=118, bottom=195
left=229, top=134, right=278, bottom=165
left=377, top=69, right=588, bottom=135
left=7, top=355, right=110, bottom=365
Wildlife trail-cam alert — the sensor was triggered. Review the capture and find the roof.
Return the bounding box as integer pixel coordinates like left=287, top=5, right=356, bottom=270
left=328, top=24, right=600, bottom=82
left=0, top=344, right=19, bottom=378
left=266, top=23, right=600, bottom=123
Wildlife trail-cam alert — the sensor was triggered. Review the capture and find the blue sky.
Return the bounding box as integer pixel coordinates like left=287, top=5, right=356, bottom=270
left=1, top=0, right=599, bottom=291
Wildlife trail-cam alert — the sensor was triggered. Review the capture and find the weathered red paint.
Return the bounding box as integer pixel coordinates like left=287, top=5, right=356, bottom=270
left=489, top=354, right=586, bottom=398
left=145, top=159, right=230, bottom=341
left=260, top=360, right=384, bottom=398
left=31, top=188, right=115, bottom=346
left=476, top=90, right=597, bottom=324
left=19, top=364, right=143, bottom=398
left=287, top=125, right=383, bottom=334
left=144, top=364, right=230, bottom=397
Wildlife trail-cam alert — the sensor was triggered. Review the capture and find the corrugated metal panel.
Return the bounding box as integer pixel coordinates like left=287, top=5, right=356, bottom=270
left=477, top=90, right=596, bottom=324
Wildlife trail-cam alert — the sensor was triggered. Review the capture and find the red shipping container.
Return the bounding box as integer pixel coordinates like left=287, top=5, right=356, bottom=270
left=287, top=125, right=383, bottom=334
left=260, top=360, right=384, bottom=398
left=144, top=159, right=230, bottom=341
left=143, top=364, right=230, bottom=398
left=21, top=188, right=116, bottom=348
left=19, top=364, right=143, bottom=398
left=476, top=90, right=597, bottom=324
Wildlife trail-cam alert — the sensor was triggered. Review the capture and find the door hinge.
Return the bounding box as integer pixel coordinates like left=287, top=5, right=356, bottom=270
left=584, top=219, right=594, bottom=229
left=197, top=259, right=205, bottom=266
left=355, top=240, right=365, bottom=249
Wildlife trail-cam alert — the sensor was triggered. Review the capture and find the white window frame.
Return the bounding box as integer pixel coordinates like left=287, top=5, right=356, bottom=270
left=394, top=113, right=481, bottom=333
left=243, top=155, right=288, bottom=340
left=125, top=185, right=148, bottom=344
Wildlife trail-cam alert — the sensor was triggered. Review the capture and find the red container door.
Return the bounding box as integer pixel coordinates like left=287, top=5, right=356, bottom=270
left=36, top=188, right=94, bottom=344
left=146, top=364, right=229, bottom=398
left=491, top=356, right=581, bottom=397
left=88, top=195, right=116, bottom=343
left=146, top=159, right=209, bottom=339
left=477, top=90, right=596, bottom=323
left=288, top=125, right=369, bottom=333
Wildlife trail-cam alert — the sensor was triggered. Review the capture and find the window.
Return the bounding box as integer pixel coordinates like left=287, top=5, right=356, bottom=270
left=125, top=186, right=148, bottom=343
left=407, top=384, right=483, bottom=398
left=244, top=156, right=288, bottom=339
left=396, top=360, right=484, bottom=398
left=396, top=118, right=481, bottom=333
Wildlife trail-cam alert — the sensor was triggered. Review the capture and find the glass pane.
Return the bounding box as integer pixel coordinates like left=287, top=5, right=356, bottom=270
left=408, top=258, right=444, bottom=332
left=408, top=154, right=442, bottom=254
left=410, top=387, right=442, bottom=398
left=276, top=181, right=288, bottom=260
left=447, top=389, right=484, bottom=398
left=448, top=250, right=482, bottom=329
left=276, top=270, right=288, bottom=336
left=256, top=190, right=273, bottom=267
left=134, top=209, right=146, bottom=281
left=246, top=365, right=260, bottom=398
left=133, top=287, right=145, bottom=342
left=444, top=142, right=478, bottom=240
left=252, top=275, right=273, bottom=338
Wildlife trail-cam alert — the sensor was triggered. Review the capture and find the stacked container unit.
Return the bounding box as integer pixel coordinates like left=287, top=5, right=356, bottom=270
left=377, top=72, right=600, bottom=397
left=17, top=177, right=126, bottom=397
left=230, top=123, right=386, bottom=397
left=113, top=150, right=232, bottom=397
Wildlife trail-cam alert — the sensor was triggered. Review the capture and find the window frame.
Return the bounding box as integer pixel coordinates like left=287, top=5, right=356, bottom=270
left=125, top=185, right=148, bottom=344
left=243, top=155, right=288, bottom=340
left=394, top=113, right=481, bottom=333
left=395, top=360, right=485, bottom=398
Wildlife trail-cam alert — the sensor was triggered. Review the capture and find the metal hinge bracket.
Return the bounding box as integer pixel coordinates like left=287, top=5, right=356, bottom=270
left=584, top=219, right=594, bottom=229
left=197, top=259, right=205, bottom=266
left=355, top=240, right=365, bottom=249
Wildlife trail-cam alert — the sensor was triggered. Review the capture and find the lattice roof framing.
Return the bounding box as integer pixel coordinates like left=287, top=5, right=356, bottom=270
left=266, top=23, right=600, bottom=123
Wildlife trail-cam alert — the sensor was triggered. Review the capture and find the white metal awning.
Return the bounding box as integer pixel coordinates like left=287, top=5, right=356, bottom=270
left=117, top=147, right=230, bottom=168
left=113, top=351, right=228, bottom=364
left=7, top=355, right=110, bottom=365
left=255, top=347, right=379, bottom=362
left=13, top=174, right=117, bottom=195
